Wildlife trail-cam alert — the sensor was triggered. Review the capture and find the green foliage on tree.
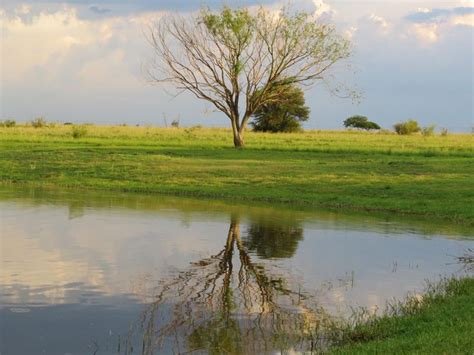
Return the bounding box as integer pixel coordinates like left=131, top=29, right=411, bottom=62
left=343, top=115, right=380, bottom=130
left=243, top=220, right=303, bottom=259
left=148, top=6, right=352, bottom=147
left=250, top=85, right=310, bottom=133
left=394, top=119, right=421, bottom=135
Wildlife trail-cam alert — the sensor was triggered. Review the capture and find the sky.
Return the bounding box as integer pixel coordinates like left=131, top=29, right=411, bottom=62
left=1, top=0, right=473, bottom=131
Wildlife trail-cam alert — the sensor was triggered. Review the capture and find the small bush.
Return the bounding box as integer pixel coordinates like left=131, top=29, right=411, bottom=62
left=31, top=117, right=47, bottom=128
left=421, top=125, right=436, bottom=136
left=171, top=119, right=180, bottom=128
left=64, top=122, right=73, bottom=126
left=0, top=119, right=16, bottom=127
left=440, top=128, right=448, bottom=136
left=71, top=125, right=88, bottom=139
left=393, top=119, right=420, bottom=135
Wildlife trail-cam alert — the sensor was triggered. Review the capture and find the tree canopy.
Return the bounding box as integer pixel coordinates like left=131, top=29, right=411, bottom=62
left=250, top=85, right=310, bottom=133
left=343, top=115, right=380, bottom=130
left=147, top=6, right=351, bottom=147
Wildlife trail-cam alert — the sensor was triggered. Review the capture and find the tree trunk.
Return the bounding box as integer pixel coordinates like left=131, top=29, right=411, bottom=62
left=231, top=118, right=245, bottom=148
left=233, top=132, right=245, bottom=148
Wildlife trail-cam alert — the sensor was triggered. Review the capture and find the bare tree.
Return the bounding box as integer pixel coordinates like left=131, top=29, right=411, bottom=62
left=146, top=6, right=351, bottom=148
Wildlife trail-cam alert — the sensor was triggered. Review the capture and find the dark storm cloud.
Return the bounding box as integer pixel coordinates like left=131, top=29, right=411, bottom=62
left=405, top=7, right=473, bottom=24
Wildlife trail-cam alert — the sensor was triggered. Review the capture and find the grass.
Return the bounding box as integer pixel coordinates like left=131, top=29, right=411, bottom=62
left=0, top=125, right=472, bottom=224
left=330, top=276, right=474, bottom=354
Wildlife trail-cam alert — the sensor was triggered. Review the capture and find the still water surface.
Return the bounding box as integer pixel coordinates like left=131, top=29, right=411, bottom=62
left=0, top=187, right=472, bottom=354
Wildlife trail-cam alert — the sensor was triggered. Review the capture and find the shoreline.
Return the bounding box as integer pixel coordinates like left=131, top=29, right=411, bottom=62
left=1, top=180, right=473, bottom=227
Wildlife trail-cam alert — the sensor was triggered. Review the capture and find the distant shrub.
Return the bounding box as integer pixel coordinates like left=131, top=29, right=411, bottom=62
left=31, top=117, right=47, bottom=128
left=171, top=119, right=180, bottom=128
left=0, top=119, right=16, bottom=127
left=71, top=125, right=88, bottom=139
left=393, top=119, right=420, bottom=135
left=64, top=122, right=73, bottom=126
left=440, top=128, right=448, bottom=137
left=421, top=125, right=436, bottom=136
left=343, top=115, right=380, bottom=131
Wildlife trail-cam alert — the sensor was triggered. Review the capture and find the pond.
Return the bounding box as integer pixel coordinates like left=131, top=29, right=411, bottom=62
left=0, top=187, right=472, bottom=354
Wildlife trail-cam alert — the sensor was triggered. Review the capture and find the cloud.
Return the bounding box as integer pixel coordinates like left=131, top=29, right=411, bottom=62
left=15, top=4, right=31, bottom=15
left=411, top=23, right=439, bottom=43
left=89, top=5, right=111, bottom=15
left=405, top=6, right=474, bottom=26
left=0, top=6, right=160, bottom=90
left=451, top=13, right=474, bottom=26
left=344, top=25, right=357, bottom=40
left=2, top=0, right=281, bottom=16
left=77, top=48, right=140, bottom=89
left=312, top=0, right=333, bottom=18
left=368, top=14, right=390, bottom=32
left=402, top=6, right=473, bottom=44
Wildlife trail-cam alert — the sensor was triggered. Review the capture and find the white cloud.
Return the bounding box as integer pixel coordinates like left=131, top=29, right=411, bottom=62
left=344, top=25, right=358, bottom=39
left=1, top=7, right=109, bottom=82
left=15, top=4, right=31, bottom=15
left=368, top=14, right=390, bottom=32
left=0, top=6, right=165, bottom=91
left=416, top=8, right=431, bottom=14
left=401, top=5, right=474, bottom=44
left=451, top=13, right=474, bottom=26
left=77, top=49, right=141, bottom=89
left=312, top=0, right=333, bottom=18
left=411, top=23, right=439, bottom=43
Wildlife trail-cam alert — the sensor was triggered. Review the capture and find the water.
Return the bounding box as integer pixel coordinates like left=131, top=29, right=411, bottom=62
left=0, top=187, right=472, bottom=354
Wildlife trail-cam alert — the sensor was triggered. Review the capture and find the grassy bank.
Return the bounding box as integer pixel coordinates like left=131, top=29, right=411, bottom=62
left=331, top=276, right=474, bottom=354
left=0, top=125, right=472, bottom=224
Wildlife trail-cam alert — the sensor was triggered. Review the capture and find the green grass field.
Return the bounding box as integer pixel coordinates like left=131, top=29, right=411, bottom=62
left=331, top=277, right=474, bottom=354
left=1, top=125, right=473, bottom=224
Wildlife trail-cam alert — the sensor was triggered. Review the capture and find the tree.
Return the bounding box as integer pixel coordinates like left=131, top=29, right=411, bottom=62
left=393, top=119, right=420, bottom=135
left=343, top=115, right=380, bottom=130
left=250, top=85, right=310, bottom=132
left=146, top=7, right=351, bottom=147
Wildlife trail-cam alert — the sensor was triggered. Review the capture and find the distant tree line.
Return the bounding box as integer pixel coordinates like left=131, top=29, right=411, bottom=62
left=1, top=112, right=448, bottom=137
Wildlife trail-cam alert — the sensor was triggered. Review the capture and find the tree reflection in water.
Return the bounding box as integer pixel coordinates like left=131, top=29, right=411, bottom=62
left=129, top=215, right=332, bottom=354
left=243, top=218, right=304, bottom=259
